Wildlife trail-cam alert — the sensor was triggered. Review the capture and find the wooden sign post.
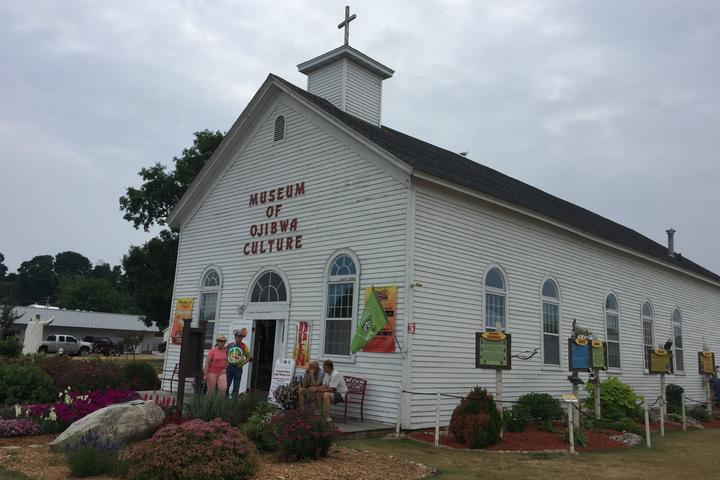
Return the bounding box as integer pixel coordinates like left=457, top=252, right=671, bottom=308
left=648, top=347, right=673, bottom=437
left=176, top=318, right=208, bottom=407
left=698, top=351, right=716, bottom=415
left=475, top=330, right=511, bottom=430
left=590, top=340, right=608, bottom=419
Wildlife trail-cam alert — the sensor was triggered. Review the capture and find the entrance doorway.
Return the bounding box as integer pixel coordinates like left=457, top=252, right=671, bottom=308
left=250, top=320, right=277, bottom=391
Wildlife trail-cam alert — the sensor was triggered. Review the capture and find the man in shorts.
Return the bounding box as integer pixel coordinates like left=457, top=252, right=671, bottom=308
left=314, top=359, right=348, bottom=418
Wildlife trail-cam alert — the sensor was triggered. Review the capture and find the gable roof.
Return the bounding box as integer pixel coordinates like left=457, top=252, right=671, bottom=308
left=13, top=306, right=156, bottom=332
left=269, top=74, right=720, bottom=285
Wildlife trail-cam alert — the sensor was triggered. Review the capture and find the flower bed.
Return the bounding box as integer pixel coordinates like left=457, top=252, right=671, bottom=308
left=24, top=388, right=139, bottom=427
left=0, top=419, right=40, bottom=438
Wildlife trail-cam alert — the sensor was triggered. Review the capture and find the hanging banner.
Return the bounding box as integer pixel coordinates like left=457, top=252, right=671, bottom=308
left=292, top=321, right=311, bottom=368
left=268, top=359, right=296, bottom=407
left=591, top=340, right=608, bottom=370
left=361, top=285, right=397, bottom=353
left=648, top=348, right=673, bottom=374
left=568, top=337, right=591, bottom=371
left=475, top=331, right=512, bottom=369
left=170, top=298, right=194, bottom=345
left=698, top=351, right=715, bottom=375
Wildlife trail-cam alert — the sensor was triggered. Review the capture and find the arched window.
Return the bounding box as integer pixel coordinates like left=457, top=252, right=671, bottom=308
left=274, top=115, right=285, bottom=142
left=642, top=302, right=655, bottom=371
left=250, top=272, right=287, bottom=302
left=485, top=267, right=506, bottom=331
left=324, top=253, right=359, bottom=356
left=199, top=268, right=221, bottom=350
left=672, top=309, right=684, bottom=372
left=605, top=294, right=620, bottom=369
left=541, top=279, right=560, bottom=366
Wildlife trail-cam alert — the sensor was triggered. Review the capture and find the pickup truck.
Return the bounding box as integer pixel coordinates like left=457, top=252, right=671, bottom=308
left=38, top=334, right=93, bottom=356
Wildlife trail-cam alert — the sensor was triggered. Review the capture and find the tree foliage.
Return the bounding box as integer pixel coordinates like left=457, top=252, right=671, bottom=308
left=0, top=304, right=23, bottom=340
left=54, top=251, right=92, bottom=279
left=16, top=255, right=57, bottom=305
left=119, top=129, right=224, bottom=231
left=57, top=277, right=123, bottom=312
left=0, top=253, right=7, bottom=279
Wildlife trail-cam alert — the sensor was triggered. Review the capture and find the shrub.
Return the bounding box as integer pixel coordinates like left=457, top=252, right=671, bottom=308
left=0, top=337, right=22, bottom=357
left=273, top=381, right=299, bottom=410
left=128, top=419, right=257, bottom=480
left=592, top=417, right=642, bottom=435
left=448, top=387, right=502, bottom=448
left=0, top=363, right=55, bottom=405
left=65, top=431, right=128, bottom=478
left=687, top=405, right=711, bottom=422
left=122, top=362, right=158, bottom=390
left=503, top=404, right=530, bottom=432
left=538, top=418, right=559, bottom=433
left=243, top=402, right=277, bottom=451
left=584, top=377, right=641, bottom=420
left=0, top=419, right=40, bottom=437
left=516, top=393, right=565, bottom=422
left=38, top=356, right=123, bottom=393
left=562, top=426, right=588, bottom=448
left=666, top=384, right=684, bottom=414
left=270, top=407, right=341, bottom=462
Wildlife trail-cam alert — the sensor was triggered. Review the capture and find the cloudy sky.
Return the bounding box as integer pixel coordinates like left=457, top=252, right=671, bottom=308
left=1, top=0, right=719, bottom=274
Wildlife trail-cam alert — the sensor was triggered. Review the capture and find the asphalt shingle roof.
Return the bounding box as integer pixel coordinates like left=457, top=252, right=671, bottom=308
left=273, top=74, right=720, bottom=284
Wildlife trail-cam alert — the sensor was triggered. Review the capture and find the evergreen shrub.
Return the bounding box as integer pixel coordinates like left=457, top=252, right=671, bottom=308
left=515, top=392, right=565, bottom=422
left=0, top=363, right=55, bottom=405
left=503, top=404, right=530, bottom=432
left=0, top=337, right=22, bottom=357
left=448, top=386, right=502, bottom=448
left=242, top=402, right=276, bottom=451
left=128, top=419, right=257, bottom=480
left=687, top=405, right=711, bottom=422
left=665, top=384, right=684, bottom=414
left=121, top=361, right=157, bottom=390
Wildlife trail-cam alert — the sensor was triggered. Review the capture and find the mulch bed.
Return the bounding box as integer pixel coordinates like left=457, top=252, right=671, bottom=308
left=407, top=424, right=627, bottom=452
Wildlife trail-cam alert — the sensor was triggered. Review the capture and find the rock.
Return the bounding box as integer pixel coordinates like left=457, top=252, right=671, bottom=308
left=50, top=400, right=164, bottom=451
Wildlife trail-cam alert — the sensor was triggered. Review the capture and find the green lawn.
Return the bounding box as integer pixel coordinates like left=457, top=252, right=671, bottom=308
left=0, top=467, right=31, bottom=480
left=341, top=428, right=720, bottom=479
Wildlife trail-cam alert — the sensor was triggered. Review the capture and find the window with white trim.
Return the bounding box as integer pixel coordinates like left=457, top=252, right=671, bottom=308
left=485, top=268, right=506, bottom=331
left=642, top=302, right=654, bottom=371
left=199, top=269, right=221, bottom=350
left=323, top=254, right=358, bottom=356
left=250, top=272, right=287, bottom=302
left=672, top=309, right=684, bottom=372
left=605, top=294, right=621, bottom=369
left=542, top=279, right=560, bottom=366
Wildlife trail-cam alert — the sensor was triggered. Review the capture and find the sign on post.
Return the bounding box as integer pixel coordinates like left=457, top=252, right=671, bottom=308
left=267, top=359, right=296, bottom=407
left=591, top=340, right=608, bottom=370
left=698, top=351, right=716, bottom=375
left=475, top=331, right=511, bottom=369
left=170, top=298, right=194, bottom=345
left=568, top=338, right=591, bottom=371
left=648, top=348, right=673, bottom=374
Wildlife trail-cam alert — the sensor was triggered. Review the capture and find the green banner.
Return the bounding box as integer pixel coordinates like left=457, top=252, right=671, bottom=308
left=350, top=287, right=389, bottom=353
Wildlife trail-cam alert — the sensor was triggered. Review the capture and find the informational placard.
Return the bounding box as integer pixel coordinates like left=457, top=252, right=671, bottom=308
left=568, top=338, right=591, bottom=371
left=561, top=393, right=578, bottom=403
left=362, top=285, right=398, bottom=353
left=267, top=359, right=296, bottom=407
left=292, top=321, right=311, bottom=368
left=698, top=351, right=715, bottom=375
left=648, top=348, right=673, bottom=374
left=475, top=331, right=512, bottom=369
left=170, top=298, right=194, bottom=345
left=591, top=340, right=608, bottom=370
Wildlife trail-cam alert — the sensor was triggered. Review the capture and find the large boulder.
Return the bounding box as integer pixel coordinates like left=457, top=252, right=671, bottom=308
left=50, top=400, right=164, bottom=451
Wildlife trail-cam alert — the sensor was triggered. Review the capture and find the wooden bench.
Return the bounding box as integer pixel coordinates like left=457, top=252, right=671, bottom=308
left=343, top=376, right=368, bottom=422
left=156, top=363, right=178, bottom=393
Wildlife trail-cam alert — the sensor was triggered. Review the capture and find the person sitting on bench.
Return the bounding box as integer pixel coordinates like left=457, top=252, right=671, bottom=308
left=313, top=359, right=348, bottom=418
left=298, top=359, right=324, bottom=407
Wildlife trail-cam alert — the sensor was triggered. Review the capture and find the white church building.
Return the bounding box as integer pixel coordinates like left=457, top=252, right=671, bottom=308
left=162, top=26, right=720, bottom=428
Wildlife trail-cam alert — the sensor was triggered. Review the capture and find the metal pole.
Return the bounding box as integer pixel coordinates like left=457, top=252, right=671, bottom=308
left=434, top=391, right=440, bottom=448
left=395, top=386, right=402, bottom=438
left=567, top=404, right=576, bottom=455
left=681, top=394, right=687, bottom=432
left=594, top=369, right=601, bottom=419
left=644, top=398, right=651, bottom=449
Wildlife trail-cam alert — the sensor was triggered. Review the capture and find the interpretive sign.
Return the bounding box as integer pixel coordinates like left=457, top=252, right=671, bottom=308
left=362, top=286, right=398, bottom=353
left=475, top=331, right=511, bottom=369
left=267, top=359, right=296, bottom=407
left=591, top=340, right=608, bottom=370
left=698, top=351, right=716, bottom=375
left=170, top=298, right=194, bottom=345
left=648, top=348, right=673, bottom=374
left=568, top=338, right=591, bottom=371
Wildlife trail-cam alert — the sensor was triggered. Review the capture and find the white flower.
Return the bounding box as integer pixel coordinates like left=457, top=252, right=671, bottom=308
left=48, top=408, right=57, bottom=422
left=14, top=405, right=21, bottom=418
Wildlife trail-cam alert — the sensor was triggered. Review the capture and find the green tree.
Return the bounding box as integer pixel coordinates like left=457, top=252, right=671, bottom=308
left=56, top=277, right=123, bottom=313
left=119, top=130, right=224, bottom=329
left=16, top=255, right=57, bottom=305
left=54, top=251, right=92, bottom=279
left=119, top=129, right=224, bottom=231
left=0, top=252, right=7, bottom=279
left=91, top=262, right=122, bottom=289
left=122, top=230, right=178, bottom=330
left=0, top=304, right=23, bottom=340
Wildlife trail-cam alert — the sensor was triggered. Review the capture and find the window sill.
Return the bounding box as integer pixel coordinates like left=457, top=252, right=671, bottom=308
left=321, top=353, right=357, bottom=365
left=606, top=369, right=623, bottom=376
left=541, top=365, right=563, bottom=372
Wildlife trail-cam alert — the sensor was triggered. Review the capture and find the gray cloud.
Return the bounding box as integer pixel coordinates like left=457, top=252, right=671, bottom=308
left=1, top=0, right=718, bottom=274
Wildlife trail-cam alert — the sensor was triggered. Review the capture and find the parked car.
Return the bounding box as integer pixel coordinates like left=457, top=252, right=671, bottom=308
left=38, top=334, right=93, bottom=356
left=83, top=336, right=120, bottom=356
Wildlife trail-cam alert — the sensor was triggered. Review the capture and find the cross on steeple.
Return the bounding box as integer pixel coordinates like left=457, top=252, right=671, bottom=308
left=337, top=5, right=357, bottom=46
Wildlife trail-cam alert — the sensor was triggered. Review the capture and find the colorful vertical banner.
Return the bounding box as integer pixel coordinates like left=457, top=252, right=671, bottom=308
left=170, top=298, right=194, bottom=345
left=361, top=285, right=397, bottom=353
left=292, top=321, right=311, bottom=368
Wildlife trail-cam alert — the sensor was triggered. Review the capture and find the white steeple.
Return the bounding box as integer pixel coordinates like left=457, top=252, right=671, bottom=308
left=297, top=6, right=394, bottom=126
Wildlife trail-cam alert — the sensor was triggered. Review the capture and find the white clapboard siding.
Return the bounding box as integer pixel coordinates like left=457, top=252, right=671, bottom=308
left=345, top=59, right=382, bottom=126
left=307, top=61, right=344, bottom=110
left=163, top=94, right=409, bottom=424
left=409, top=179, right=720, bottom=429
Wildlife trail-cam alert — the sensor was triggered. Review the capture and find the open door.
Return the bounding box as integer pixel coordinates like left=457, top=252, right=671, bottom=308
left=250, top=320, right=277, bottom=391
